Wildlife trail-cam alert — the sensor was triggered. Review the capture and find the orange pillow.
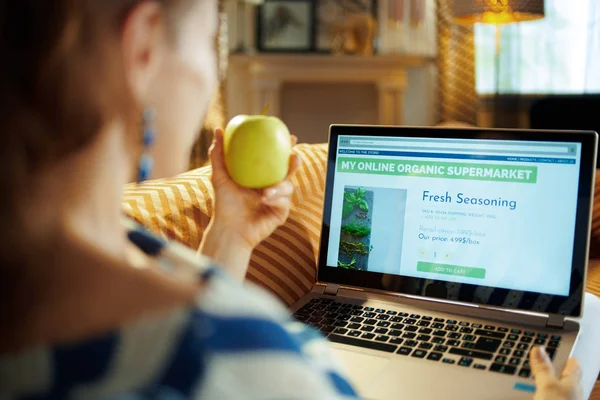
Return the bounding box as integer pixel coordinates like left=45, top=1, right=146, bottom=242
left=122, top=143, right=328, bottom=305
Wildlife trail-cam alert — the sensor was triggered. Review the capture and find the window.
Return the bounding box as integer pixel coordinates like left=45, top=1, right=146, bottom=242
left=474, top=1, right=600, bottom=94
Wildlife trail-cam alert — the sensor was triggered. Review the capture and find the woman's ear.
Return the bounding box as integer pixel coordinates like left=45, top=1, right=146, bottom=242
left=121, top=1, right=166, bottom=103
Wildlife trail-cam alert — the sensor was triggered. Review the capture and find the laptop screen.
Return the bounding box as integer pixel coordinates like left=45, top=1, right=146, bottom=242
left=319, top=126, right=596, bottom=317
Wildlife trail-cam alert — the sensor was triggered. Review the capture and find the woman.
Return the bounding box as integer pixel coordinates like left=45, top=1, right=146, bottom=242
left=0, top=0, right=582, bottom=398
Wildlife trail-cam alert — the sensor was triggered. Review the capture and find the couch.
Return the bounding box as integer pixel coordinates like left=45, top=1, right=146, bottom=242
left=122, top=142, right=600, bottom=399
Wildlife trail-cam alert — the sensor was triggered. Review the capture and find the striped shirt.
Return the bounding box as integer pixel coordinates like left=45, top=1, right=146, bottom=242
left=0, top=227, right=358, bottom=399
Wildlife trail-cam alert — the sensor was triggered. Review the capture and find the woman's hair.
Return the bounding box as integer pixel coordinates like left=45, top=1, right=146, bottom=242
left=0, top=0, right=193, bottom=256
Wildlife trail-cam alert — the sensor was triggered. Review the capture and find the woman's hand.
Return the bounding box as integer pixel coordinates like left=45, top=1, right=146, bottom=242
left=531, top=346, right=582, bottom=400
left=199, top=128, right=301, bottom=280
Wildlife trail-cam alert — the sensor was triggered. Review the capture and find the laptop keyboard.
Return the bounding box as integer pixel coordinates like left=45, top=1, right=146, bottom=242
left=293, top=298, right=562, bottom=379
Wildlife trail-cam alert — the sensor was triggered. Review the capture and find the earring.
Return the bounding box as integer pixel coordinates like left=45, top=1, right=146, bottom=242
left=137, top=107, right=156, bottom=183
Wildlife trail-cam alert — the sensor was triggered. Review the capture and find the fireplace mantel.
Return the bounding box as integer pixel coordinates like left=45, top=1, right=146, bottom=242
left=226, top=54, right=436, bottom=142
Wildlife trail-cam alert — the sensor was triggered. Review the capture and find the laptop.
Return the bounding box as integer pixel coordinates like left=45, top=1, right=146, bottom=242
left=289, top=125, right=598, bottom=399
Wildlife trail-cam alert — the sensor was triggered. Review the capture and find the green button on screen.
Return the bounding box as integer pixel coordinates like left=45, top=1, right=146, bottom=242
left=417, top=261, right=486, bottom=279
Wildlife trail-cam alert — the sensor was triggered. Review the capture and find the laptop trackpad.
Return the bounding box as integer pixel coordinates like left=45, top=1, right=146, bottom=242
left=330, top=347, right=391, bottom=396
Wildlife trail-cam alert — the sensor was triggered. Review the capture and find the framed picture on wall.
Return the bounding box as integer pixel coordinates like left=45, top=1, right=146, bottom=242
left=257, top=0, right=315, bottom=52
left=315, top=0, right=378, bottom=53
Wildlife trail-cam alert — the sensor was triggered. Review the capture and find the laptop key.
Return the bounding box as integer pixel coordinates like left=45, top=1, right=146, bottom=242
left=434, top=317, right=445, bottom=323
left=484, top=325, right=495, bottom=330
left=546, top=347, right=557, bottom=360
left=348, top=323, right=361, bottom=330
left=398, top=347, right=412, bottom=356
left=419, top=328, right=433, bottom=334
left=391, top=323, right=404, bottom=330
left=432, top=323, right=444, bottom=329
left=375, top=328, right=389, bottom=335
left=334, top=321, right=348, bottom=328
left=475, top=329, right=506, bottom=339
left=520, top=337, right=533, bottom=344
left=434, top=345, right=449, bottom=352
left=449, top=348, right=494, bottom=360
left=534, top=338, right=546, bottom=345
left=390, top=316, right=403, bottom=323
left=510, top=358, right=521, bottom=366
left=377, top=321, right=391, bottom=328
left=334, top=328, right=348, bottom=335
left=462, top=342, right=476, bottom=349
left=447, top=340, right=460, bottom=347
left=386, top=310, right=398, bottom=315
left=472, top=323, right=482, bottom=328
left=498, top=327, right=509, bottom=333
left=338, top=315, right=351, bottom=321
left=348, top=330, right=361, bottom=338
left=417, top=321, right=430, bottom=327
left=463, top=335, right=476, bottom=342
left=376, top=315, right=390, bottom=321
left=473, top=364, right=486, bottom=370
left=432, top=337, right=445, bottom=344
left=404, top=318, right=417, bottom=325
left=404, top=326, right=419, bottom=332
left=361, top=333, right=375, bottom=340
left=508, top=334, right=519, bottom=341
left=445, top=325, right=459, bottom=332
left=410, top=314, right=421, bottom=319
left=417, top=334, right=431, bottom=342
left=364, top=312, right=376, bottom=318
left=412, top=350, right=427, bottom=359
left=495, top=355, right=507, bottom=363
left=375, top=309, right=386, bottom=313
left=389, top=330, right=402, bottom=337
left=458, top=357, right=473, bottom=367
left=375, top=335, right=390, bottom=342
left=364, top=319, right=377, bottom=325
left=419, top=342, right=433, bottom=350
left=503, top=341, right=516, bottom=348
left=447, top=332, right=461, bottom=339
left=361, top=325, right=374, bottom=332
left=523, top=360, right=531, bottom=368
left=433, top=330, right=447, bottom=337
left=519, top=368, right=532, bottom=378
left=405, top=340, right=418, bottom=347
left=514, top=350, right=525, bottom=358
left=403, top=332, right=417, bottom=339
left=548, top=340, right=560, bottom=348
left=421, top=316, right=433, bottom=321
left=427, top=352, right=443, bottom=361
left=390, top=338, right=404, bottom=345
left=328, top=334, right=399, bottom=353
left=320, top=325, right=335, bottom=334
left=524, top=331, right=535, bottom=337
left=500, top=348, right=511, bottom=355
left=459, top=321, right=470, bottom=327
left=490, top=363, right=517, bottom=375
left=442, top=358, right=455, bottom=364
left=447, top=320, right=457, bottom=325
left=511, top=329, right=522, bottom=334
left=537, top=333, right=548, bottom=339
left=551, top=335, right=562, bottom=341
left=473, top=337, right=501, bottom=352
left=364, top=307, right=374, bottom=312
left=399, top=312, right=409, bottom=317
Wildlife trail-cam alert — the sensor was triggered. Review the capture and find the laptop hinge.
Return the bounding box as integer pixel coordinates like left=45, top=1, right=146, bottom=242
left=323, top=283, right=341, bottom=296
left=546, top=314, right=565, bottom=329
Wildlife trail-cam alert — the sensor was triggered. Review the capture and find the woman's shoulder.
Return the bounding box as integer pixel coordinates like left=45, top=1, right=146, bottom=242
left=0, top=269, right=357, bottom=399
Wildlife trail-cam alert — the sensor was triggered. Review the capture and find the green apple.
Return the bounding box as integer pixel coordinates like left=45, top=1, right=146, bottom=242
left=223, top=114, right=292, bottom=188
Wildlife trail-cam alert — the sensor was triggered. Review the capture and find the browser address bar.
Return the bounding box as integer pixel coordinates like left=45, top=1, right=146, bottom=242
left=348, top=139, right=570, bottom=153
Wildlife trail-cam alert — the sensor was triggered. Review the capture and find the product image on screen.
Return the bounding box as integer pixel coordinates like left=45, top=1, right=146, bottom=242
left=336, top=185, right=407, bottom=272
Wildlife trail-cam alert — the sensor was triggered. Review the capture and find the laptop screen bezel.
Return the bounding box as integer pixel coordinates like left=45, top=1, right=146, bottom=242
left=317, top=125, right=597, bottom=318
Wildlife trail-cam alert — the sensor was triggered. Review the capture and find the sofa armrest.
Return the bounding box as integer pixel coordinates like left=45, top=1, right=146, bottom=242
left=122, top=143, right=328, bottom=306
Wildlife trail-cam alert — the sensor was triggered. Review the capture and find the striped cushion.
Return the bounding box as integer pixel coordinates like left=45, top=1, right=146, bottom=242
left=122, top=143, right=328, bottom=305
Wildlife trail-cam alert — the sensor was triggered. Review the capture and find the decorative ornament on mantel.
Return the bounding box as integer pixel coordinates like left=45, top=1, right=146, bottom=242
left=234, top=0, right=264, bottom=54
